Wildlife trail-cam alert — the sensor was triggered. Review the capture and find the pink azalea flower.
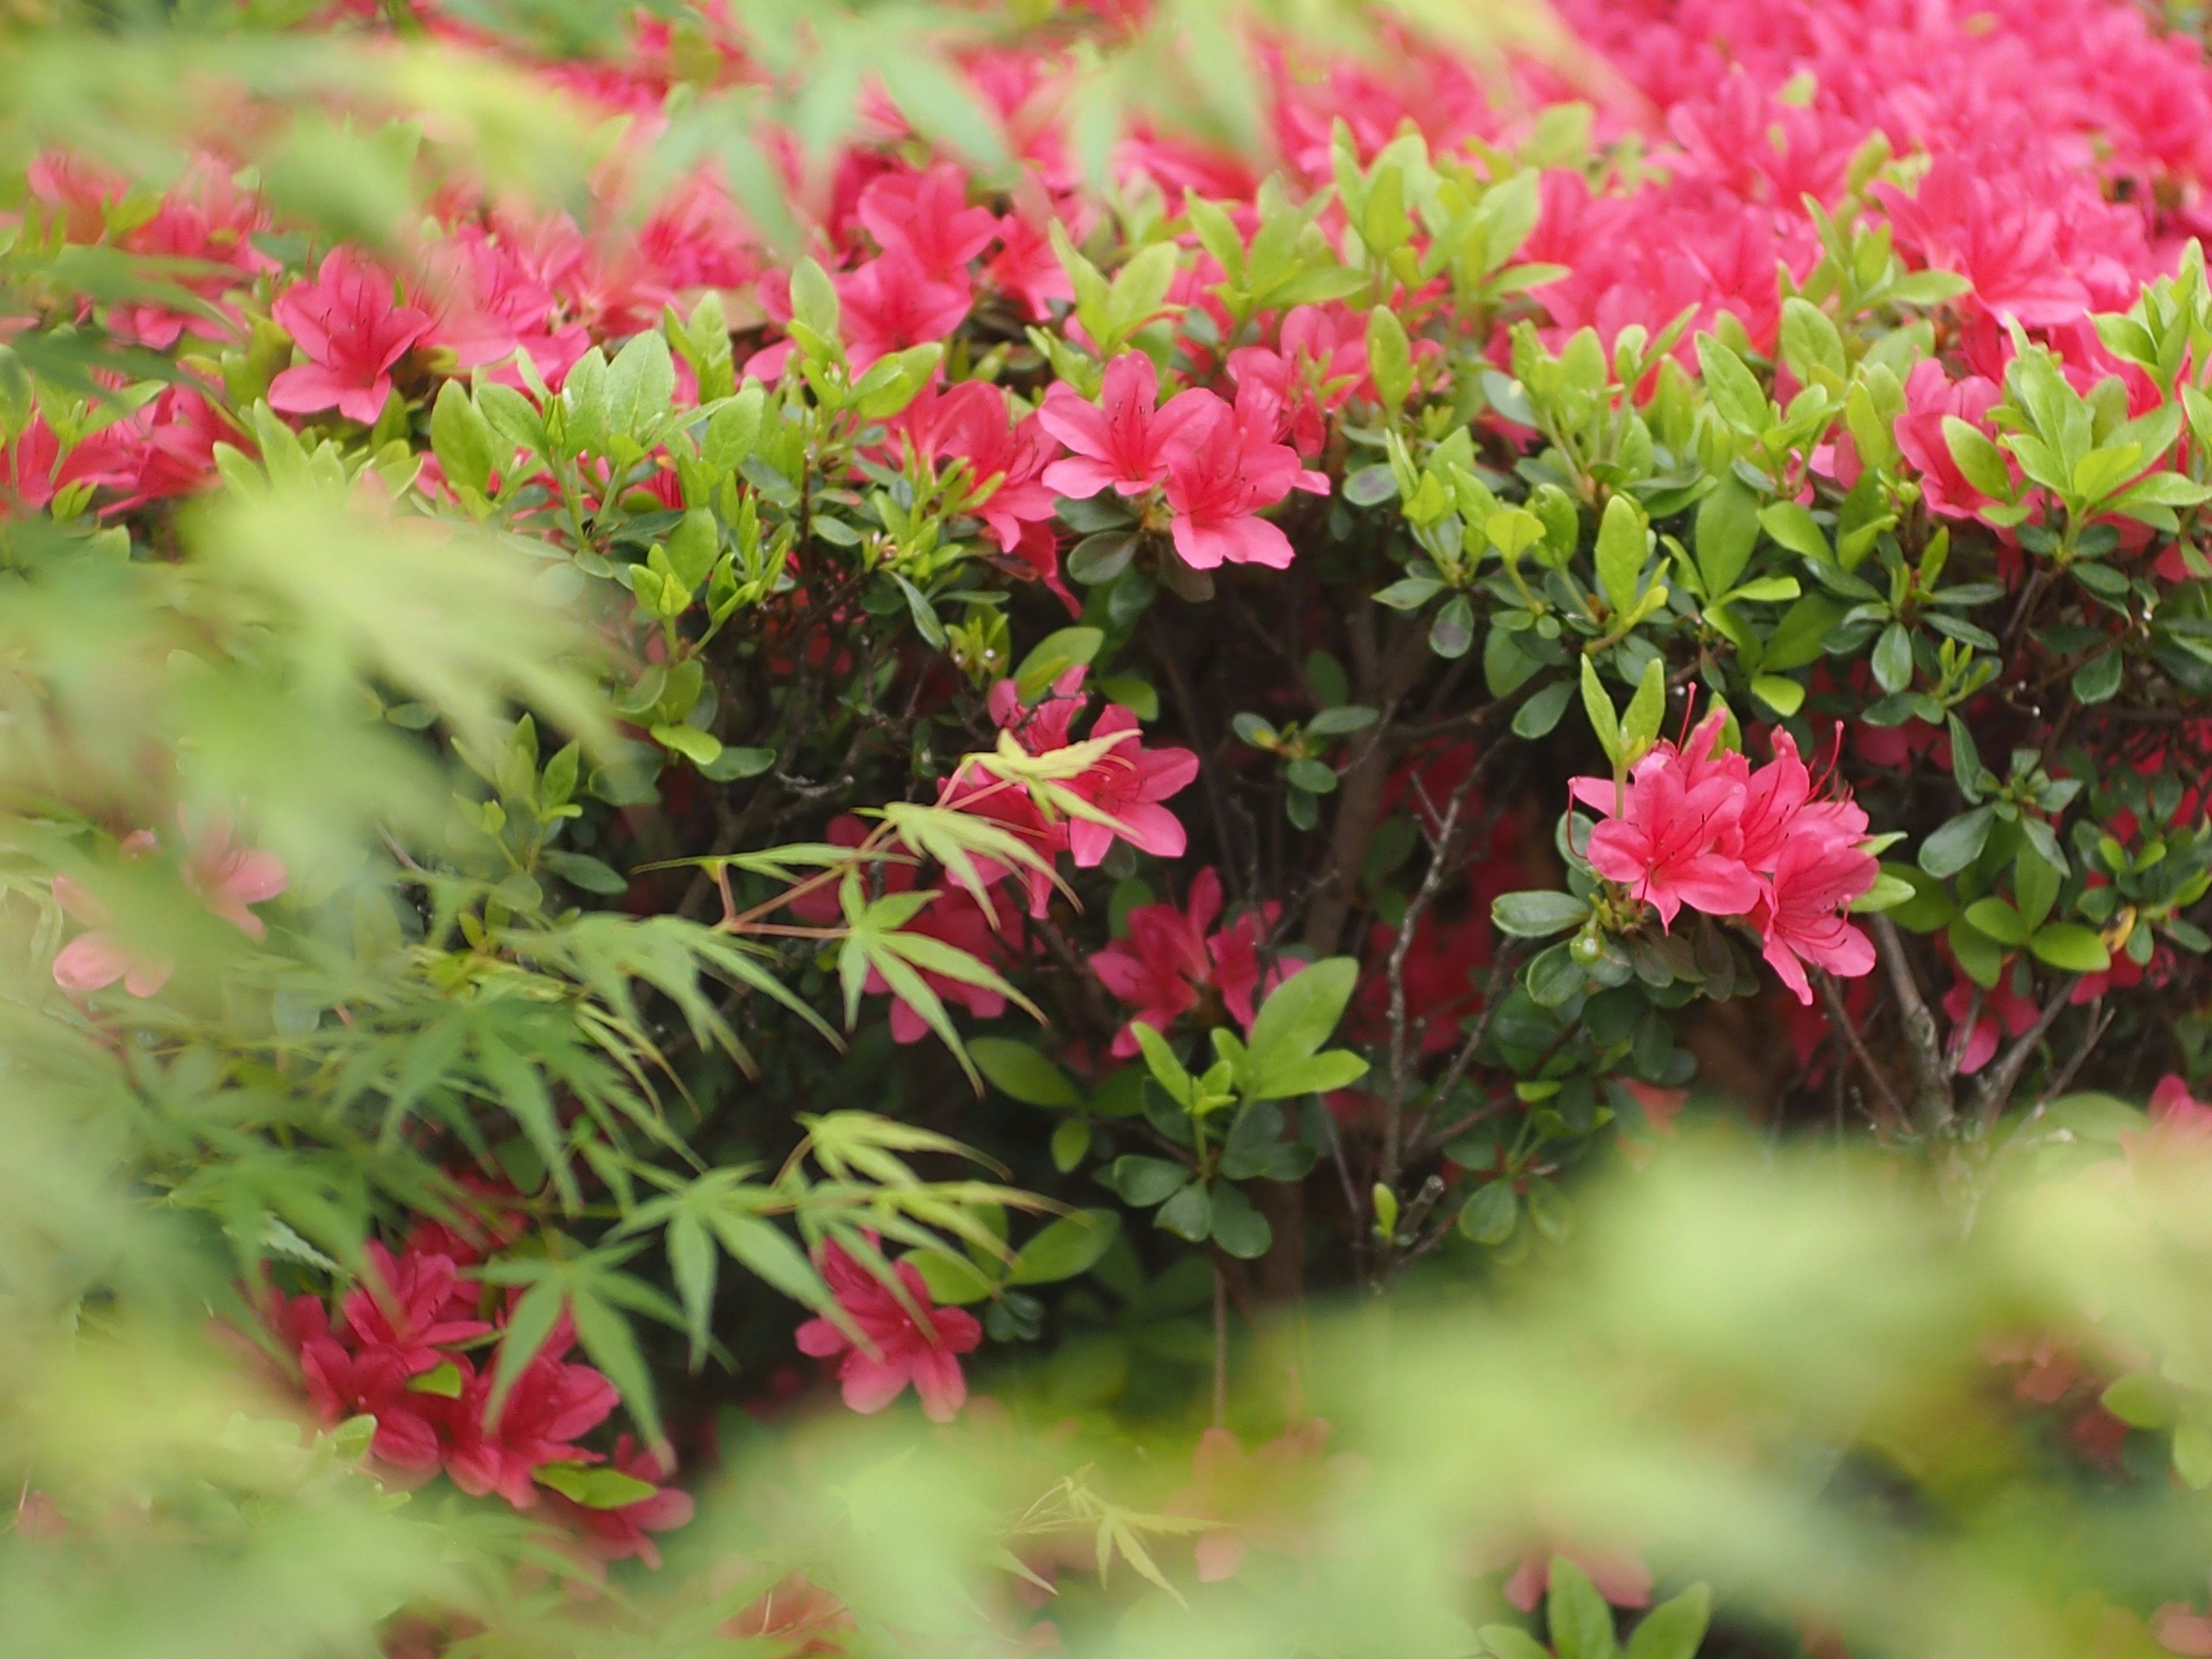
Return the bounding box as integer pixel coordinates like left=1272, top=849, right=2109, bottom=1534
left=1753, top=833, right=1878, bottom=1005
left=793, top=1243, right=982, bottom=1422
left=838, top=246, right=972, bottom=372
left=856, top=162, right=1001, bottom=281
left=2120, top=1074, right=2212, bottom=1166
left=268, top=249, right=434, bottom=425
left=340, top=1242, right=491, bottom=1374
left=445, top=1338, right=621, bottom=1509
left=896, top=380, right=1069, bottom=603
left=1089, top=866, right=1295, bottom=1055
left=1569, top=748, right=1762, bottom=930
left=1893, top=360, right=2009, bottom=521
left=1226, top=302, right=1371, bottom=457
left=1037, top=351, right=1218, bottom=498
left=1162, top=382, right=1329, bottom=571
left=1063, top=704, right=1200, bottom=866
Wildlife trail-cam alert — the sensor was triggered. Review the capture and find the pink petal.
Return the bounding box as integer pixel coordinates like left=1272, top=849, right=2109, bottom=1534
left=794, top=1317, right=849, bottom=1358
left=838, top=1352, right=914, bottom=1415
left=907, top=1346, right=968, bottom=1422
left=53, top=933, right=133, bottom=991
left=1195, top=1530, right=1246, bottom=1582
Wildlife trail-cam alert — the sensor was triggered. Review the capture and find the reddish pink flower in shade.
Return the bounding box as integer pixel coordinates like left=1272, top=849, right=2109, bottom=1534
left=51, top=854, right=173, bottom=1000
left=110, top=166, right=270, bottom=350
left=793, top=1243, right=982, bottom=1422
left=1893, top=359, right=2009, bottom=520
left=2120, top=1074, right=2212, bottom=1166
left=276, top=1293, right=450, bottom=1475
left=49, top=820, right=279, bottom=997
left=837, top=246, right=972, bottom=372
left=896, top=381, right=1069, bottom=604
left=1942, top=973, right=2044, bottom=1075
left=1037, top=351, right=1217, bottom=498
left=1162, top=383, right=1328, bottom=571
left=2, top=415, right=143, bottom=510
left=1062, top=705, right=1200, bottom=866
left=857, top=163, right=1001, bottom=281
left=269, top=250, right=434, bottom=425
left=1226, top=302, right=1371, bottom=457
left=547, top=1435, right=695, bottom=1569
left=340, top=1243, right=491, bottom=1374
left=1089, top=867, right=1294, bottom=1056
left=984, top=209, right=1075, bottom=320
left=116, top=385, right=229, bottom=509
left=445, top=1341, right=621, bottom=1509
left=2157, top=1593, right=2212, bottom=1658
left=1753, top=834, right=1878, bottom=1005
left=1569, top=752, right=1761, bottom=930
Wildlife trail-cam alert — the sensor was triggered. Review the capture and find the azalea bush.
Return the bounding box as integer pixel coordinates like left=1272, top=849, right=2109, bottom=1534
left=13, top=0, right=2212, bottom=1652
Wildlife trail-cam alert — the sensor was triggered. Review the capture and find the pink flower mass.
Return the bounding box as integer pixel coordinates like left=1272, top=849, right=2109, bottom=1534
left=793, top=1243, right=982, bottom=1422
left=1571, top=717, right=1877, bottom=1003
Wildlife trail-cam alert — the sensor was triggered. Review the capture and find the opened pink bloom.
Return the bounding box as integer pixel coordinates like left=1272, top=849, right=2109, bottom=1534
left=1162, top=382, right=1328, bottom=571
left=1090, top=866, right=1295, bottom=1055
left=1037, top=351, right=1218, bottom=499
left=51, top=820, right=286, bottom=998
left=794, top=1242, right=981, bottom=1422
left=270, top=249, right=434, bottom=425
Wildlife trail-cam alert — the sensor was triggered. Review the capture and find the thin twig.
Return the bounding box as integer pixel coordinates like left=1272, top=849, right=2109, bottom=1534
left=1968, top=978, right=2078, bottom=1139
left=1872, top=915, right=1952, bottom=1133
left=1818, top=970, right=1908, bottom=1132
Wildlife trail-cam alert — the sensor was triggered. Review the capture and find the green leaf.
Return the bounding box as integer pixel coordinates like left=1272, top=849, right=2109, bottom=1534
left=1050, top=1117, right=1092, bottom=1173
left=1459, top=1182, right=1517, bottom=1245
left=1154, top=1179, right=1213, bottom=1241
left=1624, top=1584, right=1713, bottom=1659
left=1919, top=806, right=1995, bottom=878
left=1243, top=958, right=1359, bottom=1095
left=2175, top=1423, right=2212, bottom=1490
left=430, top=379, right=497, bottom=495
left=789, top=256, right=841, bottom=347
left=1209, top=1181, right=1274, bottom=1258
left=1779, top=296, right=1845, bottom=382
left=485, top=1277, right=567, bottom=1430
left=1014, top=627, right=1105, bottom=701
left=969, top=1038, right=1081, bottom=1107
left=1009, top=1210, right=1122, bottom=1284
left=652, top=724, right=724, bottom=767
left=1108, top=1156, right=1192, bottom=1207
left=1696, top=333, right=1768, bottom=435
left=1548, top=1557, right=1620, bottom=1659
left=1595, top=494, right=1648, bottom=617
left=1758, top=499, right=1828, bottom=562
left=1480, top=1626, right=1556, bottom=1659
left=1580, top=656, right=1622, bottom=763
left=1963, top=897, right=2028, bottom=946
left=906, top=1248, right=996, bottom=1305
left=2102, top=1372, right=2173, bottom=1429
left=1492, top=890, right=1592, bottom=938
left=1513, top=680, right=1573, bottom=738
left=2029, top=922, right=2110, bottom=974
left=605, top=329, right=677, bottom=443
left=1942, top=417, right=2012, bottom=498
left=1748, top=675, right=1804, bottom=718
left=1871, top=622, right=1914, bottom=694
left=569, top=1286, right=665, bottom=1448
left=2071, top=649, right=2122, bottom=704
left=1620, top=655, right=1666, bottom=757
left=1430, top=594, right=1475, bottom=658
left=535, top=1463, right=660, bottom=1509
left=1367, top=305, right=1413, bottom=414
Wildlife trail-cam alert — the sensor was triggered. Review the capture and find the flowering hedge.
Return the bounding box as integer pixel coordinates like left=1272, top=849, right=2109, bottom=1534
left=12, top=0, right=2212, bottom=1651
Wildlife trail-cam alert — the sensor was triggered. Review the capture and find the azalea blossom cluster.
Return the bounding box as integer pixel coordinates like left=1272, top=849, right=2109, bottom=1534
left=1570, top=715, right=1877, bottom=1005
left=274, top=1235, right=693, bottom=1568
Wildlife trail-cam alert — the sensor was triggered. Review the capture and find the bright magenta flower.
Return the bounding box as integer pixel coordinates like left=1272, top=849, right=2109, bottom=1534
left=1089, top=867, right=1293, bottom=1055
left=1037, top=351, right=1217, bottom=499
left=1063, top=705, right=1200, bottom=866
left=856, top=162, right=1000, bottom=281
left=340, top=1242, right=491, bottom=1374
left=793, top=1243, right=982, bottom=1422
left=1570, top=749, right=1762, bottom=930
left=1753, top=834, right=1878, bottom=1005
left=446, top=1336, right=621, bottom=1509
left=1162, top=382, right=1328, bottom=571
left=896, top=380, right=1067, bottom=600
left=838, top=246, right=972, bottom=372
left=269, top=249, right=434, bottom=425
